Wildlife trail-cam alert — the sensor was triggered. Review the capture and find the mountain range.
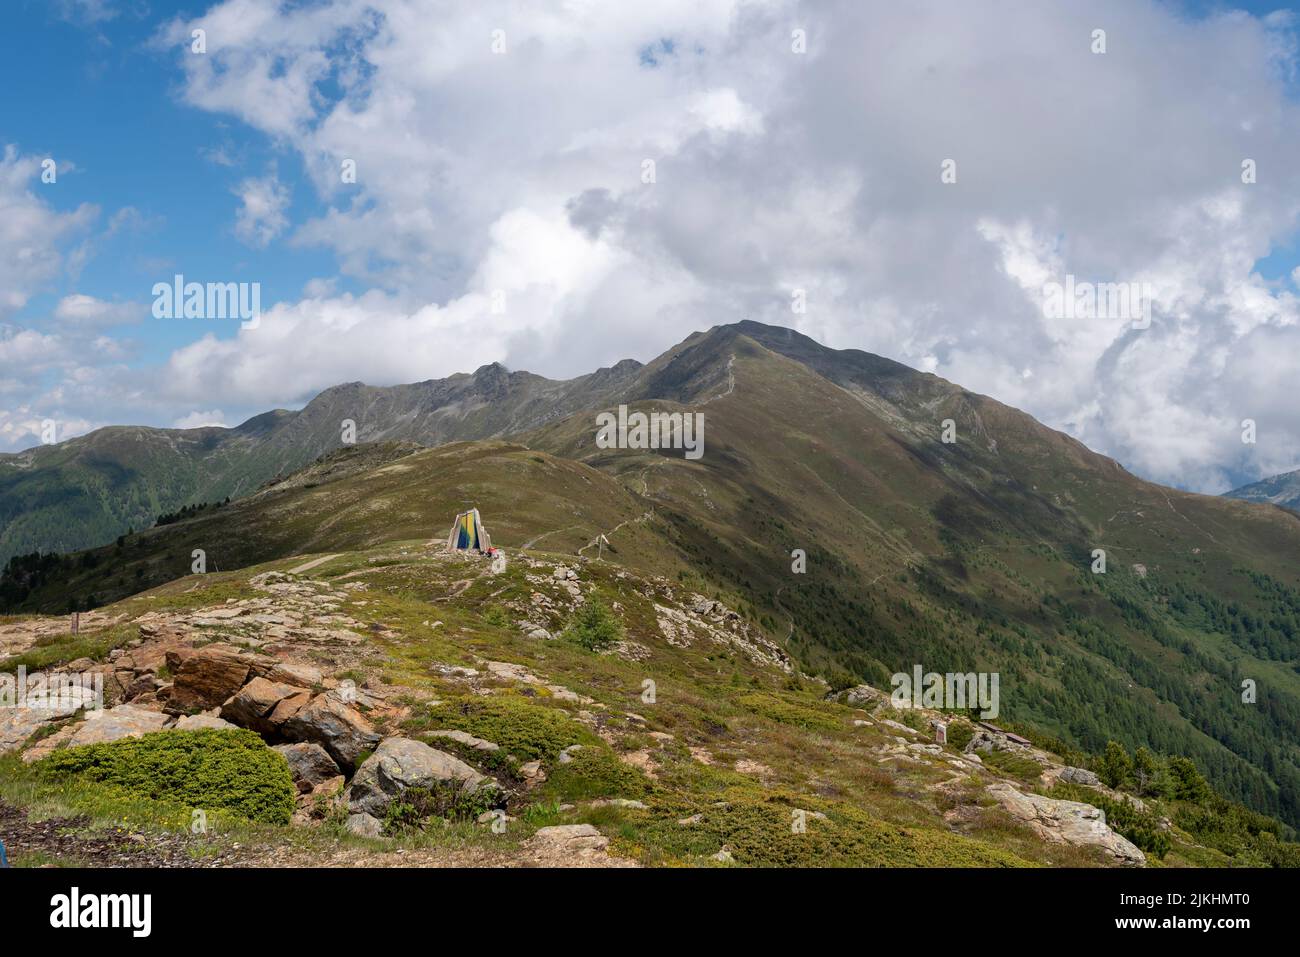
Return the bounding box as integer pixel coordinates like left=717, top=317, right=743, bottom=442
left=3, top=320, right=1299, bottom=829
left=1227, top=469, right=1300, bottom=512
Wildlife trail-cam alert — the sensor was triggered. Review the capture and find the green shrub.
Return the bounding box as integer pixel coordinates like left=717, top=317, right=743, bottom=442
left=413, top=696, right=594, bottom=762
left=1173, top=796, right=1300, bottom=866
left=40, top=729, right=295, bottom=825
left=735, top=692, right=842, bottom=732
left=1098, top=741, right=1135, bottom=791
left=618, top=789, right=1032, bottom=867
left=898, top=708, right=929, bottom=733
left=979, top=748, right=1044, bottom=782
left=381, top=784, right=499, bottom=833
left=1167, top=757, right=1212, bottom=804
left=561, top=597, right=624, bottom=651
left=541, top=747, right=650, bottom=802
left=945, top=721, right=975, bottom=751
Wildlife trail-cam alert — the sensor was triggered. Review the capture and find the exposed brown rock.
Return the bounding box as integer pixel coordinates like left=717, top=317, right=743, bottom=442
left=168, top=646, right=252, bottom=713
left=220, top=677, right=304, bottom=732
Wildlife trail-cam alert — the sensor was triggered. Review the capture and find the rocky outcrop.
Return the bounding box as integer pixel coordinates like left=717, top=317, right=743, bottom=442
left=0, top=683, right=100, bottom=755
left=168, top=646, right=254, bottom=713
left=220, top=677, right=307, bottom=733
left=652, top=598, right=791, bottom=672
left=986, top=782, right=1146, bottom=866
left=346, top=737, right=501, bottom=818
left=275, top=742, right=343, bottom=794
left=280, top=692, right=381, bottom=771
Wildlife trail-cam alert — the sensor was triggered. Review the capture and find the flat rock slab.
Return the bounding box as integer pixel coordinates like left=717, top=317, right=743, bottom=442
left=986, top=782, right=1145, bottom=866
left=68, top=705, right=173, bottom=747
left=174, top=714, right=238, bottom=731
left=426, top=729, right=499, bottom=752
left=522, top=824, right=637, bottom=867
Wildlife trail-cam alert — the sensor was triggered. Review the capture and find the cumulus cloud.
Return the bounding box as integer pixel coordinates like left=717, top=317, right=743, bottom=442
left=233, top=174, right=290, bottom=247
left=43, top=0, right=1300, bottom=492
left=53, top=294, right=143, bottom=330
left=0, top=147, right=98, bottom=319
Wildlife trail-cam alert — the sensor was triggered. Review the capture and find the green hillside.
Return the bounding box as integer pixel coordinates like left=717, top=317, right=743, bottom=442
left=5, top=322, right=1299, bottom=832
left=0, top=360, right=644, bottom=566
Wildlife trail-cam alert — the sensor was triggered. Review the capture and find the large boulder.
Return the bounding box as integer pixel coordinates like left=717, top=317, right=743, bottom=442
left=274, top=742, right=342, bottom=794
left=280, top=692, right=381, bottom=771
left=841, top=684, right=890, bottom=708
left=1059, top=766, right=1101, bottom=787
left=220, top=677, right=305, bottom=733
left=346, top=737, right=501, bottom=818
left=168, top=646, right=253, bottom=712
left=986, top=782, right=1146, bottom=866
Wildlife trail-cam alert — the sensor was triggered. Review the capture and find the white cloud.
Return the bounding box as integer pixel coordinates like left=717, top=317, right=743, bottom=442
left=172, top=409, right=228, bottom=429
left=233, top=174, right=290, bottom=247
left=53, top=294, right=142, bottom=329
left=0, top=146, right=98, bottom=319
left=44, top=0, right=1299, bottom=493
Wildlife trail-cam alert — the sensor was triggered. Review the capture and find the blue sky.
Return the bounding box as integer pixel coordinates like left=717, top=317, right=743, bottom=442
left=3, top=0, right=1300, bottom=495
left=3, top=0, right=344, bottom=367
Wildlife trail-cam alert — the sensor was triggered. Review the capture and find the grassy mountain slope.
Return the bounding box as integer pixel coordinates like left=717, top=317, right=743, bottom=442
left=3, top=542, right=1290, bottom=868
left=0, top=440, right=684, bottom=612
left=526, top=325, right=1300, bottom=827
left=0, top=359, right=644, bottom=565
left=5, top=321, right=1299, bottom=830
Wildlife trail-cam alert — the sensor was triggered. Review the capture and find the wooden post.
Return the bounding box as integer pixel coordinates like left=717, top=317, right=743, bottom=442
left=71, top=611, right=79, bottom=635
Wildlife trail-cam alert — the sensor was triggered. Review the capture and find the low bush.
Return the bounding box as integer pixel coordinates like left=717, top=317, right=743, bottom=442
left=561, top=597, right=624, bottom=651
left=540, top=747, right=650, bottom=803
left=40, top=728, right=295, bottom=825
left=413, top=696, right=595, bottom=763
left=735, top=692, right=843, bottom=733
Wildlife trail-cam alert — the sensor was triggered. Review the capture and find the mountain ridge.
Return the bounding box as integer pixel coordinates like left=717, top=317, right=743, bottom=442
left=6, top=322, right=1299, bottom=831
left=1226, top=468, right=1300, bottom=512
